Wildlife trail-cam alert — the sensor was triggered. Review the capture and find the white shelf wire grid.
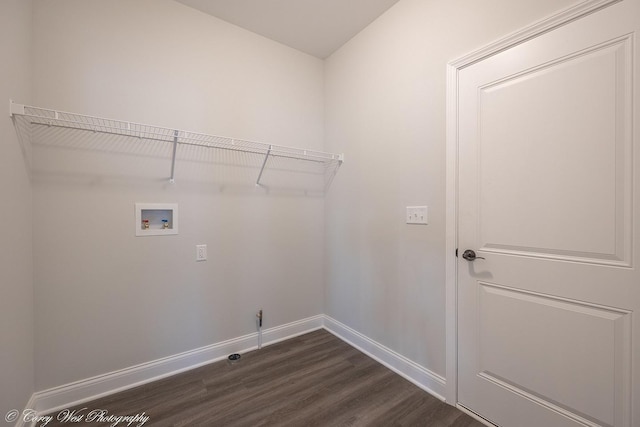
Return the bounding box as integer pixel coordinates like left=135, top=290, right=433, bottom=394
left=10, top=102, right=343, bottom=189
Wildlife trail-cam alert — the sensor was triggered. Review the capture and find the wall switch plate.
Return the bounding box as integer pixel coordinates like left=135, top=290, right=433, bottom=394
left=196, top=244, right=207, bottom=261
left=406, top=206, right=428, bottom=225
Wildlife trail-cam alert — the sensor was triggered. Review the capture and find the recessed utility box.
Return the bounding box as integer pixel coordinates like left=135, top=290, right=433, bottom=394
left=135, top=203, right=178, bottom=236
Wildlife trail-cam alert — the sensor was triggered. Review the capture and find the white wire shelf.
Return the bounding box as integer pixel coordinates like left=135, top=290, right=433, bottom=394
left=9, top=101, right=344, bottom=188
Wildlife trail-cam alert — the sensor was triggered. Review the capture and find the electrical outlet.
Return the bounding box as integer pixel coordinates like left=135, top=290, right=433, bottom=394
left=406, top=206, right=428, bottom=225
left=196, top=244, right=207, bottom=261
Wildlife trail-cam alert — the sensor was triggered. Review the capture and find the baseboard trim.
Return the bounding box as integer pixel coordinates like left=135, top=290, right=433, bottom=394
left=27, top=314, right=446, bottom=419
left=322, top=315, right=447, bottom=400
left=13, top=394, right=37, bottom=427
left=30, top=315, right=324, bottom=416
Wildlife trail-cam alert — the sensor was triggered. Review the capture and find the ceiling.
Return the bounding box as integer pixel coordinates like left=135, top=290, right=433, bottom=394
left=174, top=0, right=401, bottom=59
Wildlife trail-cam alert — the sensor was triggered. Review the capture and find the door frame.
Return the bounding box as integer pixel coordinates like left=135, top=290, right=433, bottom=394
left=443, top=0, right=622, bottom=409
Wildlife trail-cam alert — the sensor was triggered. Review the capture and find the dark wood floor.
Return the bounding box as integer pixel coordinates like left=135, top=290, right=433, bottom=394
left=38, top=330, right=485, bottom=426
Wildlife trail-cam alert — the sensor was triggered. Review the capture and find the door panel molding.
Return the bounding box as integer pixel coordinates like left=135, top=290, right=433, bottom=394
left=474, top=34, right=633, bottom=267
left=476, top=372, right=605, bottom=427
left=476, top=281, right=631, bottom=427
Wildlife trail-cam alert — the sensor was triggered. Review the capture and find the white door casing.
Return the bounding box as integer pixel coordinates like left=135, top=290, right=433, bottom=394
left=446, top=1, right=639, bottom=426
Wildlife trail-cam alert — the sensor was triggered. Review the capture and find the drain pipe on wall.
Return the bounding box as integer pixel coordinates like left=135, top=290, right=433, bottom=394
left=227, top=309, right=262, bottom=365
left=257, top=309, right=263, bottom=349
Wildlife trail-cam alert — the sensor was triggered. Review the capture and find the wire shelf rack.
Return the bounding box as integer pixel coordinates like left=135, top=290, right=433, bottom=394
left=9, top=101, right=343, bottom=190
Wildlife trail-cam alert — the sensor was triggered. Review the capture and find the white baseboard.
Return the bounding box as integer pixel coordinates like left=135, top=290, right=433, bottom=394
left=25, top=314, right=446, bottom=421
left=323, top=315, right=447, bottom=400
left=29, top=315, right=324, bottom=416
left=13, top=394, right=37, bottom=427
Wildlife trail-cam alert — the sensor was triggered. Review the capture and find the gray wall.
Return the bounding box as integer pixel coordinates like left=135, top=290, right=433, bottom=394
left=0, top=0, right=34, bottom=417
left=31, top=0, right=325, bottom=390
left=324, top=0, right=576, bottom=379
left=5, top=0, right=585, bottom=404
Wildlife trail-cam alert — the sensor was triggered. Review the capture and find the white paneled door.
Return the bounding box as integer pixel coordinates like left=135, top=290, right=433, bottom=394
left=457, top=1, right=639, bottom=426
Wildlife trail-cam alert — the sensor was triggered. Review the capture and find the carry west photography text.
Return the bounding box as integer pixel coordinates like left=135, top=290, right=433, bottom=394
left=4, top=408, right=149, bottom=427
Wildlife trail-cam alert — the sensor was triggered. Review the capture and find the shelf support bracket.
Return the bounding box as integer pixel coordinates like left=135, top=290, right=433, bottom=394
left=9, top=100, right=24, bottom=118
left=169, top=129, right=178, bottom=184
left=256, top=145, right=272, bottom=186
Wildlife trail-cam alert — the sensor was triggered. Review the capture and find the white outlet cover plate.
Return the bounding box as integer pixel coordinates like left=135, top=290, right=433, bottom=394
left=196, top=244, right=207, bottom=261
left=406, top=206, right=428, bottom=225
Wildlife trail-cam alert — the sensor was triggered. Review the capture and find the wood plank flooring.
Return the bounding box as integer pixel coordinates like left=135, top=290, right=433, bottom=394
left=37, top=330, right=485, bottom=427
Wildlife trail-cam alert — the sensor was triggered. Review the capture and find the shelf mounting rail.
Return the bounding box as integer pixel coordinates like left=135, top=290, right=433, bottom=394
left=9, top=101, right=344, bottom=186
